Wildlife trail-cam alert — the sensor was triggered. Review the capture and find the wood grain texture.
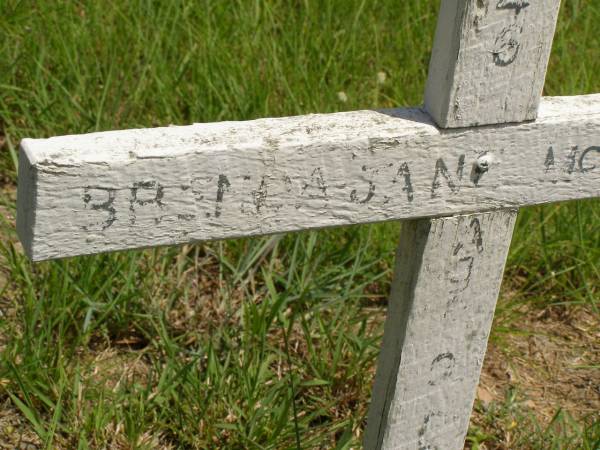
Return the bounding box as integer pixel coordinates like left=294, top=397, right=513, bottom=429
left=363, top=210, right=517, bottom=450
left=425, top=0, right=561, bottom=128
left=16, top=95, right=600, bottom=261
left=365, top=2, right=562, bottom=447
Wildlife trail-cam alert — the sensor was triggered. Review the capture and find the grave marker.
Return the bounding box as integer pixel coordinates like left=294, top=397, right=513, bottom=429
left=15, top=0, right=598, bottom=448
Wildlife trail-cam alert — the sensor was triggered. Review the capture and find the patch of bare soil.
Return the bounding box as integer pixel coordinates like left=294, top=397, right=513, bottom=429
left=476, top=301, right=600, bottom=423
left=0, top=399, right=42, bottom=450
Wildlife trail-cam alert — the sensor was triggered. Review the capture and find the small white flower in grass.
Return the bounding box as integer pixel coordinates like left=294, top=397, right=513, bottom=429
left=377, top=71, right=387, bottom=84
left=337, top=91, right=348, bottom=103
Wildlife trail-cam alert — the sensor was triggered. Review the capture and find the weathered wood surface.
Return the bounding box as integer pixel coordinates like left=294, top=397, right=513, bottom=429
left=365, top=2, right=563, bottom=448
left=17, top=95, right=600, bottom=261
left=425, top=0, right=561, bottom=128
left=363, top=211, right=517, bottom=450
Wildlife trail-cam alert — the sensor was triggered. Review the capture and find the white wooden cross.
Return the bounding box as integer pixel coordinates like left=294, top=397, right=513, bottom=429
left=14, top=1, right=599, bottom=448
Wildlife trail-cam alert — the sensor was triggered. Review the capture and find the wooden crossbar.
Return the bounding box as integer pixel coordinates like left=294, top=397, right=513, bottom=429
left=16, top=95, right=600, bottom=261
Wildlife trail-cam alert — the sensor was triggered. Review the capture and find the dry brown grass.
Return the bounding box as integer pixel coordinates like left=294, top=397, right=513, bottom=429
left=480, top=304, right=599, bottom=422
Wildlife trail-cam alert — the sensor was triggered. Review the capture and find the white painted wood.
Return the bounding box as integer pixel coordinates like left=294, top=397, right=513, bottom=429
left=11, top=2, right=593, bottom=449
left=363, top=210, right=517, bottom=449
left=364, top=2, right=563, bottom=448
left=10, top=2, right=595, bottom=448
left=16, top=95, right=600, bottom=261
left=425, top=0, right=561, bottom=128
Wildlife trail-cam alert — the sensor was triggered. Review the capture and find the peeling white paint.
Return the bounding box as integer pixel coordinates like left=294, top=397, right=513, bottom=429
left=364, top=211, right=517, bottom=450
left=365, top=1, right=567, bottom=449
left=425, top=0, right=561, bottom=128
left=16, top=95, right=600, bottom=261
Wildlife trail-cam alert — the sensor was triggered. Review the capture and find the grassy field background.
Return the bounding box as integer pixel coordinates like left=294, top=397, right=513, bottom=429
left=0, top=0, right=598, bottom=448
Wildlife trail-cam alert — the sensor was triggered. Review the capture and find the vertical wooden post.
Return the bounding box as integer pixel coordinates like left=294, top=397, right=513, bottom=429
left=424, top=0, right=561, bottom=128
left=364, top=211, right=517, bottom=449
left=364, top=1, right=561, bottom=448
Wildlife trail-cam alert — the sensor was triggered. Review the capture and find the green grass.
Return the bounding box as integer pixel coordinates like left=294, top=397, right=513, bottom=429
left=469, top=388, right=600, bottom=450
left=0, top=0, right=599, bottom=448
